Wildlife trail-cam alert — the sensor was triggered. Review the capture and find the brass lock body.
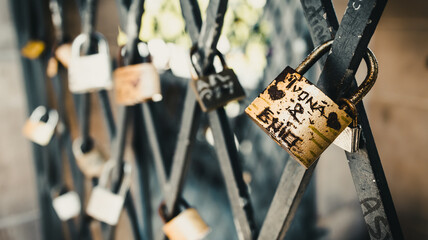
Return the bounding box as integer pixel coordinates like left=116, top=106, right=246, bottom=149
left=159, top=200, right=211, bottom=240
left=114, top=42, right=162, bottom=105
left=190, top=49, right=245, bottom=112
left=245, top=40, right=377, bottom=168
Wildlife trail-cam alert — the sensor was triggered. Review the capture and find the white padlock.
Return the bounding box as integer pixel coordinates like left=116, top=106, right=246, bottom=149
left=72, top=137, right=108, bottom=179
left=52, top=191, right=81, bottom=221
left=68, top=32, right=112, bottom=93
left=22, top=106, right=58, bottom=146
left=86, top=160, right=132, bottom=225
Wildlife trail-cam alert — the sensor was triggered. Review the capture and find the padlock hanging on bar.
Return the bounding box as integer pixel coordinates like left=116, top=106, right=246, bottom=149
left=51, top=187, right=81, bottom=222
left=159, top=199, right=211, bottom=240
left=22, top=106, right=58, bottom=146
left=72, top=137, right=108, bottom=179
left=68, top=32, right=113, bottom=93
left=114, top=42, right=163, bottom=105
left=86, top=160, right=132, bottom=225
left=189, top=48, right=246, bottom=112
left=245, top=40, right=378, bottom=168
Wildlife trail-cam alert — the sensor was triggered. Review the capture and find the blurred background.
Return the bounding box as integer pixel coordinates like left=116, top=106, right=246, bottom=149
left=0, top=0, right=427, bottom=239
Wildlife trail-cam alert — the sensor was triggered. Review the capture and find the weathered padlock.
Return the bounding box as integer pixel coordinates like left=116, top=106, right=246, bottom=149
left=72, top=137, right=108, bottom=179
left=86, top=160, right=132, bottom=225
left=245, top=40, right=377, bottom=168
left=159, top=200, right=211, bottom=240
left=114, top=42, right=162, bottom=105
left=190, top=49, right=245, bottom=112
left=52, top=187, right=81, bottom=221
left=68, top=33, right=112, bottom=93
left=22, top=106, right=58, bottom=146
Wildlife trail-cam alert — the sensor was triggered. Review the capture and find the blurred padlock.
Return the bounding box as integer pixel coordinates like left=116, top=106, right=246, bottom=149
left=55, top=43, right=72, bottom=68
left=68, top=33, right=112, bottom=93
left=86, top=160, right=132, bottom=225
left=190, top=49, right=245, bottom=112
left=47, top=57, right=58, bottom=78
left=245, top=40, right=377, bottom=168
left=21, top=40, right=45, bottom=59
left=159, top=200, right=211, bottom=240
left=114, top=42, right=162, bottom=105
left=72, top=137, right=108, bottom=179
left=52, top=188, right=81, bottom=221
left=22, top=106, right=58, bottom=146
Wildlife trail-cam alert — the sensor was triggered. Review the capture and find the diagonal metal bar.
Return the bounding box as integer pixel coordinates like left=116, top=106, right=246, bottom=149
left=259, top=0, right=396, bottom=239
left=208, top=108, right=256, bottom=240
left=141, top=103, right=168, bottom=195
left=164, top=83, right=202, bottom=215
left=317, top=0, right=387, bottom=101
left=166, top=1, right=256, bottom=239
left=302, top=1, right=403, bottom=239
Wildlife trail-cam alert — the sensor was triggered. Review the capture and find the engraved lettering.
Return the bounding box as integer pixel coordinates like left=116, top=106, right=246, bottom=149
left=256, top=108, right=274, bottom=124
left=288, top=103, right=304, bottom=123
left=279, top=129, right=302, bottom=148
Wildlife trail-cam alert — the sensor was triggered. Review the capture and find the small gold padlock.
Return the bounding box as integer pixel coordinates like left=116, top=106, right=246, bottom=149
left=114, top=42, right=162, bottom=105
left=72, top=137, right=108, bottom=179
left=190, top=49, right=246, bottom=112
left=55, top=43, right=72, bottom=68
left=47, top=57, right=59, bottom=78
left=22, top=106, right=58, bottom=146
left=245, top=40, right=377, bottom=168
left=21, top=40, right=45, bottom=59
left=159, top=200, right=211, bottom=240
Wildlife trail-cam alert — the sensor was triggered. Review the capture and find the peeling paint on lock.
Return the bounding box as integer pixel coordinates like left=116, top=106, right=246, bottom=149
left=245, top=67, right=352, bottom=168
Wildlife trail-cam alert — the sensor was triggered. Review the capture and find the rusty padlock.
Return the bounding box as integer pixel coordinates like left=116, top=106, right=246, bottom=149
left=72, top=137, right=108, bottom=179
left=159, top=199, right=210, bottom=240
left=114, top=42, right=162, bottom=105
left=245, top=40, right=377, bottom=168
left=190, top=48, right=245, bottom=112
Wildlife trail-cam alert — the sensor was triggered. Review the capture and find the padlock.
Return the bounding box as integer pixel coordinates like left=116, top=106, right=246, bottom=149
left=47, top=57, right=58, bottom=78
left=86, top=160, right=132, bottom=225
left=22, top=106, right=58, bottom=146
left=55, top=43, right=72, bottom=68
left=68, top=33, right=112, bottom=93
left=72, top=137, right=108, bottom=179
left=245, top=40, right=377, bottom=168
left=159, top=200, right=211, bottom=240
left=114, top=42, right=162, bottom=105
left=52, top=188, right=81, bottom=221
left=332, top=117, right=362, bottom=152
left=190, top=49, right=245, bottom=112
left=21, top=40, right=45, bottom=59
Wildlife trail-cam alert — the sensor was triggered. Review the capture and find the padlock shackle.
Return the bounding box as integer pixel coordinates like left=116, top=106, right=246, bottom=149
left=97, top=160, right=132, bottom=198
left=347, top=47, right=378, bottom=106
left=190, top=46, right=227, bottom=77
left=295, top=39, right=334, bottom=74
left=29, top=106, right=47, bottom=122
left=29, top=106, right=58, bottom=127
left=296, top=40, right=378, bottom=117
left=71, top=32, right=109, bottom=58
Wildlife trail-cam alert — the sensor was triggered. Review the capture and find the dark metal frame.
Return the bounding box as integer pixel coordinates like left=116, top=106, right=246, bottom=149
left=10, top=0, right=403, bottom=239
